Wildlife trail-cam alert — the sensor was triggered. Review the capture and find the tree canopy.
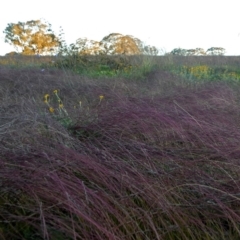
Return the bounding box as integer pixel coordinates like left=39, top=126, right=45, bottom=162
left=70, top=33, right=159, bottom=56
left=206, top=47, right=225, bottom=56
left=167, top=47, right=225, bottom=56
left=3, top=19, right=60, bottom=55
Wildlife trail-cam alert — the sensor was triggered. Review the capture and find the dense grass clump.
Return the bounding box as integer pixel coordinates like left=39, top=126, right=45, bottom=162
left=0, top=55, right=240, bottom=239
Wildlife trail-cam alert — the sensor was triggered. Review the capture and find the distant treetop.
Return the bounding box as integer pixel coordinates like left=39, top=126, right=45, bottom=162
left=167, top=47, right=226, bottom=56
left=69, top=33, right=159, bottom=56
left=3, top=19, right=61, bottom=55
left=3, top=19, right=164, bottom=56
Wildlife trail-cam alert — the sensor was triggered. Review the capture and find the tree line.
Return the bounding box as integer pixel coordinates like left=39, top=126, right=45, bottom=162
left=167, top=47, right=225, bottom=56
left=3, top=19, right=226, bottom=56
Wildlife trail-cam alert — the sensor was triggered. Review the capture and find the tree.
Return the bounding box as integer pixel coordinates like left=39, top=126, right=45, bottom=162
left=170, top=48, right=188, bottom=56
left=193, top=48, right=206, bottom=55
left=73, top=38, right=105, bottom=55
left=101, top=33, right=141, bottom=55
left=185, top=48, right=206, bottom=56
left=5, top=51, right=19, bottom=56
left=143, top=45, right=159, bottom=55
left=206, top=47, right=225, bottom=56
left=169, top=48, right=206, bottom=56
left=71, top=33, right=158, bottom=56
left=3, top=19, right=60, bottom=55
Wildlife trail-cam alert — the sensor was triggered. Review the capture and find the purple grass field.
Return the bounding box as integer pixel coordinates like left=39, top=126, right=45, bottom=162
left=0, top=60, right=240, bottom=239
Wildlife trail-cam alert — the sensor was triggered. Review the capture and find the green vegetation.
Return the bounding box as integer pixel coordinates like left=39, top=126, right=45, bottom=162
left=1, top=54, right=240, bottom=239
left=171, top=64, right=240, bottom=83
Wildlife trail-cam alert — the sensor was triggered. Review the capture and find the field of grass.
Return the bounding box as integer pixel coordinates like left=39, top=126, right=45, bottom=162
left=0, top=54, right=240, bottom=239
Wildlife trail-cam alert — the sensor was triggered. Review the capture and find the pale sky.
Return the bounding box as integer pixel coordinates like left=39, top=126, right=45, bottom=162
left=1, top=0, right=240, bottom=56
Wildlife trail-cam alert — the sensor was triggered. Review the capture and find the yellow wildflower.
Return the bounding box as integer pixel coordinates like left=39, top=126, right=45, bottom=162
left=59, top=103, right=64, bottom=108
left=49, top=107, right=54, bottom=113
left=99, top=95, right=104, bottom=101
left=44, top=94, right=50, bottom=102
left=53, top=89, right=58, bottom=94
